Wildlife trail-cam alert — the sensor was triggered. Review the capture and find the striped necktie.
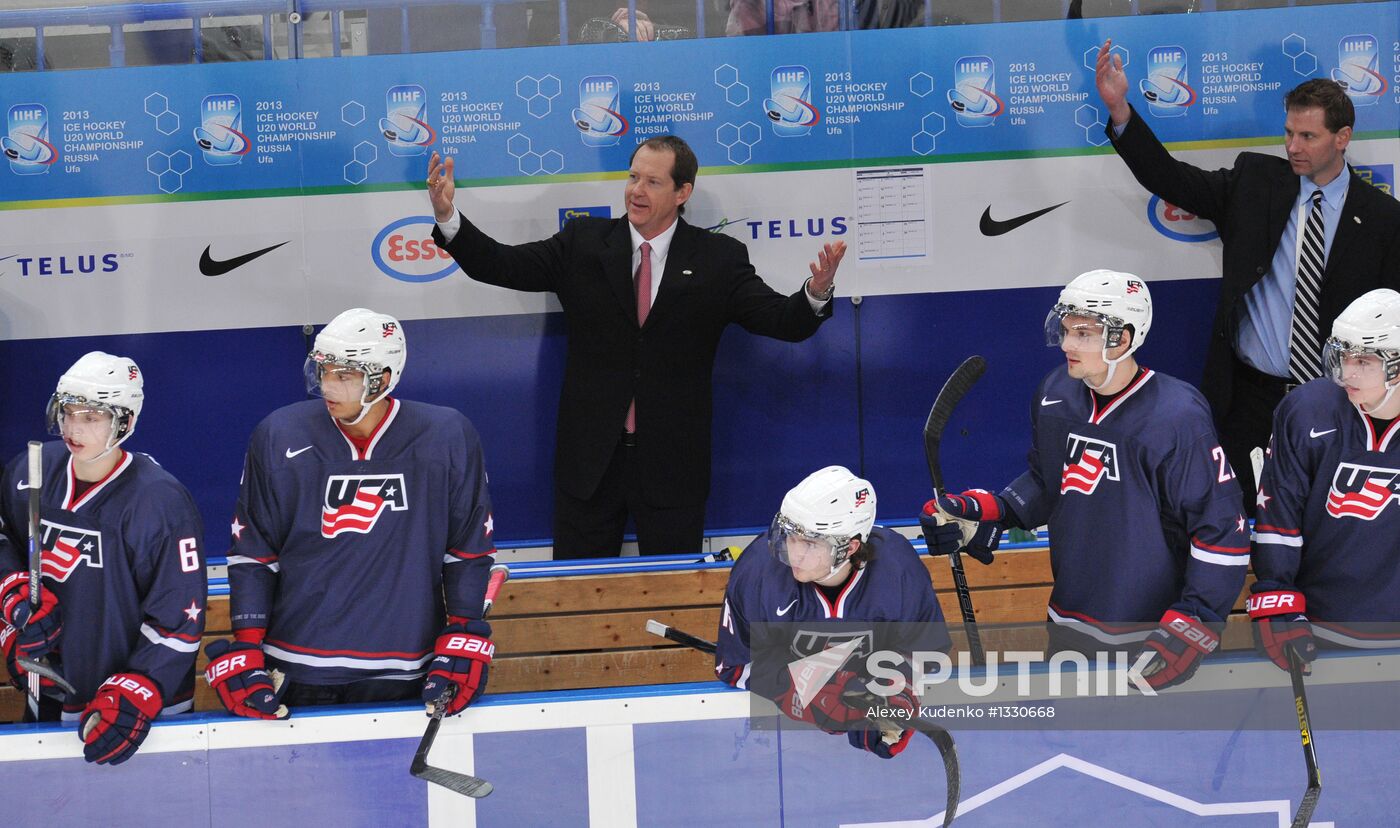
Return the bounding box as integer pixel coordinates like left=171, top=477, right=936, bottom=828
left=1287, top=190, right=1326, bottom=385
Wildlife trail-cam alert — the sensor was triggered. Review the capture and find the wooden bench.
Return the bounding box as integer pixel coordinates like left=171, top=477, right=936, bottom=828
left=0, top=544, right=1258, bottom=722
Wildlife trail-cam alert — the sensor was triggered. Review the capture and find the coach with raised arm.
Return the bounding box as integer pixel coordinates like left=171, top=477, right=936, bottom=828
left=1095, top=40, right=1400, bottom=510
left=426, top=134, right=845, bottom=559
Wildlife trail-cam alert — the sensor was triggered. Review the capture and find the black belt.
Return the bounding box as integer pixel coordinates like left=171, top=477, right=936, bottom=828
left=621, top=430, right=637, bottom=448
left=1234, top=357, right=1300, bottom=396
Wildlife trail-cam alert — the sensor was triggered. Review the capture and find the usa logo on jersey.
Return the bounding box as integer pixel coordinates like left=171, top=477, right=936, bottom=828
left=1061, top=433, right=1119, bottom=495
left=1326, top=462, right=1400, bottom=520
left=321, top=474, right=409, bottom=538
left=40, top=519, right=103, bottom=582
left=789, top=628, right=874, bottom=661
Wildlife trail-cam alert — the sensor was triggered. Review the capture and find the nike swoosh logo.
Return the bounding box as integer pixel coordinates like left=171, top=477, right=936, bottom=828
left=776, top=599, right=797, bottom=617
left=285, top=446, right=313, bottom=459
left=199, top=241, right=289, bottom=276
left=16, top=480, right=28, bottom=490
left=1309, top=428, right=1336, bottom=438
left=1041, top=397, right=1062, bottom=406
left=979, top=201, right=1069, bottom=236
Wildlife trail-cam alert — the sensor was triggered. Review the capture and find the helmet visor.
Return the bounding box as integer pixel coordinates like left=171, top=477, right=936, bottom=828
left=768, top=513, right=846, bottom=572
left=1324, top=337, right=1395, bottom=388
left=1045, top=305, right=1108, bottom=352
left=46, top=393, right=122, bottom=455
left=305, top=353, right=375, bottom=403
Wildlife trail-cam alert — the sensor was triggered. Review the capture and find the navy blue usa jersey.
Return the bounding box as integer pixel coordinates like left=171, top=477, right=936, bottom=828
left=1254, top=379, right=1400, bottom=646
left=0, top=443, right=207, bottom=717
left=1000, top=367, right=1249, bottom=647
left=228, top=398, right=495, bottom=685
left=715, top=526, right=950, bottom=696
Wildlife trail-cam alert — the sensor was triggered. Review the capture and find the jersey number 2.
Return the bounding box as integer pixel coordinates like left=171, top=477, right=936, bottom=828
left=1210, top=446, right=1235, bottom=484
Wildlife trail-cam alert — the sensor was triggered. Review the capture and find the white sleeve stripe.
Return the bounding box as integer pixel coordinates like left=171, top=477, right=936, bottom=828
left=140, top=623, right=200, bottom=653
left=737, top=663, right=750, bottom=690
left=227, top=555, right=281, bottom=572
left=1190, top=546, right=1252, bottom=566
left=1255, top=532, right=1304, bottom=548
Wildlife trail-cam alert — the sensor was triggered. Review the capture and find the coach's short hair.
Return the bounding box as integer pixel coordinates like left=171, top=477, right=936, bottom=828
left=1284, top=79, right=1354, bottom=133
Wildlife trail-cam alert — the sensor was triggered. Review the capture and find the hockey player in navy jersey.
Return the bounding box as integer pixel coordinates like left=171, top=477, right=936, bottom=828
left=922, top=271, right=1249, bottom=690
left=1250, top=289, right=1400, bottom=668
left=213, top=308, right=496, bottom=720
left=715, top=466, right=950, bottom=758
left=0, top=352, right=207, bottom=765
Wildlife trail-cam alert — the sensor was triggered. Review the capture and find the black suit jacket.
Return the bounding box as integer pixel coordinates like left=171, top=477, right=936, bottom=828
left=434, top=214, right=831, bottom=506
left=1107, top=106, right=1400, bottom=420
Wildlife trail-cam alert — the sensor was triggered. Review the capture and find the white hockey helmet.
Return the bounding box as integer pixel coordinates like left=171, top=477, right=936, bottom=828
left=46, top=351, right=145, bottom=452
left=1324, top=289, right=1400, bottom=396
left=306, top=308, right=407, bottom=407
left=768, top=466, right=876, bottom=577
left=1046, top=269, right=1153, bottom=354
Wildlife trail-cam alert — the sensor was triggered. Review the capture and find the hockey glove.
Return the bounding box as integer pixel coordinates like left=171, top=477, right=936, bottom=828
left=204, top=639, right=289, bottom=720
left=0, top=571, right=62, bottom=660
left=919, top=491, right=1005, bottom=565
left=422, top=620, right=494, bottom=717
left=80, top=672, right=162, bottom=765
left=776, top=669, right=875, bottom=733
left=1133, top=610, right=1220, bottom=691
left=844, top=682, right=919, bottom=759
left=1246, top=590, right=1316, bottom=673
left=1, top=623, right=56, bottom=691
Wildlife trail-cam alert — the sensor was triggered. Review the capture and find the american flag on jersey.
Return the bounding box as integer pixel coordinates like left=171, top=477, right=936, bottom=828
left=1061, top=433, right=1119, bottom=495
left=1325, top=462, right=1400, bottom=520
left=39, top=519, right=103, bottom=582
left=321, top=473, right=409, bottom=538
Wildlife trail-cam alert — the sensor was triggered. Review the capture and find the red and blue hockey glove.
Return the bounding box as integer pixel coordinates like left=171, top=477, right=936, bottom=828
left=204, top=639, right=289, bottom=720
left=919, top=491, right=1005, bottom=565
left=1, top=623, right=55, bottom=691
left=0, top=571, right=62, bottom=660
left=844, top=683, right=919, bottom=759
left=422, top=620, right=494, bottom=716
left=1246, top=590, right=1316, bottom=673
left=1134, top=610, right=1220, bottom=691
left=80, top=672, right=162, bottom=765
left=776, top=669, right=876, bottom=733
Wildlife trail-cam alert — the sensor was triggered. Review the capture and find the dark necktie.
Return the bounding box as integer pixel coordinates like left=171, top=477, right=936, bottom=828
left=1287, top=190, right=1325, bottom=385
left=625, top=241, right=652, bottom=434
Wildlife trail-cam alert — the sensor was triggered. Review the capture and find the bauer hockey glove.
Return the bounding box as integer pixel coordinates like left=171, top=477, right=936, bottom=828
left=1246, top=590, right=1316, bottom=673
left=0, top=571, right=62, bottom=660
left=919, top=491, right=1005, bottom=565
left=776, top=669, right=874, bottom=734
left=1, top=622, right=57, bottom=691
left=1134, top=610, right=1221, bottom=691
left=204, top=639, right=289, bottom=720
left=422, top=620, right=494, bottom=716
left=80, top=672, right=162, bottom=765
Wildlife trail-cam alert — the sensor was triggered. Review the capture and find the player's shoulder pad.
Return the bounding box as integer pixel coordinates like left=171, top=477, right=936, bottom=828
left=249, top=399, right=324, bottom=449
left=395, top=399, right=484, bottom=448
left=123, top=452, right=204, bottom=522
left=1274, top=377, right=1346, bottom=425
left=865, top=525, right=924, bottom=574
left=1140, top=370, right=1215, bottom=427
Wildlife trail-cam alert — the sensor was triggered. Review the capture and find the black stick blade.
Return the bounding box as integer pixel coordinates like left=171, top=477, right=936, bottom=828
left=923, top=356, right=987, bottom=494
left=412, top=764, right=495, bottom=798
left=923, top=727, right=961, bottom=828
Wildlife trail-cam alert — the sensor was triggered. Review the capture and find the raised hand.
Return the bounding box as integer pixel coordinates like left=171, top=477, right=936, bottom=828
left=806, top=240, right=847, bottom=300
left=1094, top=39, right=1131, bottom=127
left=426, top=152, right=456, bottom=222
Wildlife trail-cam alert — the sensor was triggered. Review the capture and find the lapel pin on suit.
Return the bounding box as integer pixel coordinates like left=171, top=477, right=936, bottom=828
left=682, top=269, right=693, bottom=276
left=1354, top=216, right=1362, bottom=224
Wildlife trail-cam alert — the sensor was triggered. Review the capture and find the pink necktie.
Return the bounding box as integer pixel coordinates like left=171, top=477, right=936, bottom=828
left=625, top=242, right=652, bottom=434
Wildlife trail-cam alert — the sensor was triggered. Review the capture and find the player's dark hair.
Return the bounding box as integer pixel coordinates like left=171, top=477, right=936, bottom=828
left=849, top=537, right=873, bottom=569
left=629, top=135, right=697, bottom=215
left=1285, top=79, right=1354, bottom=133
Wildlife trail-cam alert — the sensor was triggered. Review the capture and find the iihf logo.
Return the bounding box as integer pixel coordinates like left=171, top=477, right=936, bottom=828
left=322, top=474, right=409, bottom=538
left=40, top=519, right=104, bottom=582
left=573, top=75, right=628, bottom=148
left=382, top=85, right=435, bottom=157
left=1061, top=433, right=1119, bottom=495
left=1333, top=35, right=1386, bottom=106
left=4, top=103, right=59, bottom=175
left=766, top=66, right=820, bottom=137
left=194, top=94, right=250, bottom=166
left=1140, top=46, right=1195, bottom=118
left=1325, top=462, right=1400, bottom=520
left=947, top=56, right=1003, bottom=127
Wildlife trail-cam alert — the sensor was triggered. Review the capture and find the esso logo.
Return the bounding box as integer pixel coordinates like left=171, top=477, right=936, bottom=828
left=372, top=216, right=459, bottom=283
left=1147, top=195, right=1218, bottom=243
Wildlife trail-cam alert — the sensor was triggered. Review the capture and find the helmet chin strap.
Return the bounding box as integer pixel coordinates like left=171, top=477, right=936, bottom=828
left=816, top=558, right=853, bottom=586
left=337, top=384, right=386, bottom=427
left=1360, top=380, right=1400, bottom=416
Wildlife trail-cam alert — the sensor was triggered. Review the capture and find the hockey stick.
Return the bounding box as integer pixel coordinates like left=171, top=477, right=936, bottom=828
left=410, top=563, right=510, bottom=799
left=645, top=620, right=961, bottom=827
left=1286, top=647, right=1321, bottom=828
left=923, top=356, right=988, bottom=666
